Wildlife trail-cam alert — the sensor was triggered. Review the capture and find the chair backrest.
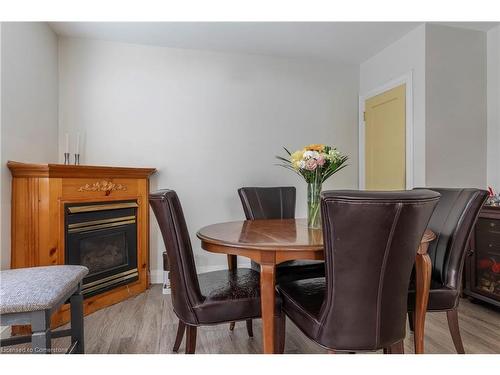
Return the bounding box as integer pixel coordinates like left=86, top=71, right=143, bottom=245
left=238, top=186, right=296, bottom=220
left=318, top=190, right=440, bottom=351
left=415, top=188, right=488, bottom=290
left=149, top=190, right=203, bottom=324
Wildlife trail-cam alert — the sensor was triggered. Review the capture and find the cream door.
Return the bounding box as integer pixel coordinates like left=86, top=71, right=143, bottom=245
left=364, top=84, right=406, bottom=190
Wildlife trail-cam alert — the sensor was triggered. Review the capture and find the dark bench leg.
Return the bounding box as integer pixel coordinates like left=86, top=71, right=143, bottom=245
left=70, top=286, right=84, bottom=354
left=31, top=310, right=51, bottom=354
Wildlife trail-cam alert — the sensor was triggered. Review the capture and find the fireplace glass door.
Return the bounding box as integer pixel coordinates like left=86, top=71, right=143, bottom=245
left=65, top=201, right=139, bottom=297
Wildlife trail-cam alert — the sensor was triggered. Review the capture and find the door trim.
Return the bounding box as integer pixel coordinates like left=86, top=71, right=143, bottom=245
left=358, top=72, right=414, bottom=190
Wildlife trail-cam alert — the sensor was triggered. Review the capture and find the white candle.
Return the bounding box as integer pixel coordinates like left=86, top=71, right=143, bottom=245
left=76, top=132, right=80, bottom=154
left=65, top=133, right=69, bottom=153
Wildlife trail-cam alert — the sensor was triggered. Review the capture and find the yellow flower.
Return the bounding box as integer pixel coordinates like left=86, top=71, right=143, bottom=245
left=305, top=144, right=325, bottom=152
left=290, top=149, right=305, bottom=170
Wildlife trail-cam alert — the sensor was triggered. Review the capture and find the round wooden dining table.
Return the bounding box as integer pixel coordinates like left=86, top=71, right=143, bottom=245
left=197, top=218, right=435, bottom=354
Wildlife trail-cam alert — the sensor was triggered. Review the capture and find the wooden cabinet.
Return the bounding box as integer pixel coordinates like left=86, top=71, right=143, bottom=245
left=8, top=161, right=156, bottom=329
left=464, top=206, right=500, bottom=307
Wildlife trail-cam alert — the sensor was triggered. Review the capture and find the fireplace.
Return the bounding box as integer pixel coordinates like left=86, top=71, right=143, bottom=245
left=65, top=201, right=139, bottom=298
left=8, top=162, right=155, bottom=329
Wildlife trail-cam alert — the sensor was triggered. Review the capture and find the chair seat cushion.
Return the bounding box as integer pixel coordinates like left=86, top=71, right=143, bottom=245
left=250, top=260, right=325, bottom=283
left=276, top=277, right=326, bottom=339
left=0, top=265, right=88, bottom=314
left=407, top=279, right=459, bottom=311
left=277, top=260, right=325, bottom=283
left=199, top=268, right=260, bottom=301
left=195, top=268, right=277, bottom=324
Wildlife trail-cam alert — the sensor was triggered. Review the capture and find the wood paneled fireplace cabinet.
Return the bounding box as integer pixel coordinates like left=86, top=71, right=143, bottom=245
left=7, top=161, right=156, bottom=332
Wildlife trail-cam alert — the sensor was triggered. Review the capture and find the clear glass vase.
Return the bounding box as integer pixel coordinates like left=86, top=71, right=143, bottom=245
left=307, top=181, right=322, bottom=229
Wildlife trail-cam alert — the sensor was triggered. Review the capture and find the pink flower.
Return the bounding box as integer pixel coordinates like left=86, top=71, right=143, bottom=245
left=316, top=155, right=325, bottom=166
left=305, top=158, right=317, bottom=171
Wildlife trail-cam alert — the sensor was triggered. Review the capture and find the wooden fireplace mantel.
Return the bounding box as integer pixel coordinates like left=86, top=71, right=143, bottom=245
left=8, top=161, right=156, bottom=179
left=8, top=161, right=156, bottom=330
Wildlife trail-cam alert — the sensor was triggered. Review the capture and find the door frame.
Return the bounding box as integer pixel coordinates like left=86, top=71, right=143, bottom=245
left=358, top=72, right=414, bottom=190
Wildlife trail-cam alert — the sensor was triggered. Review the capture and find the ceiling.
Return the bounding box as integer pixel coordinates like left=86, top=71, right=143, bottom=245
left=49, top=22, right=499, bottom=64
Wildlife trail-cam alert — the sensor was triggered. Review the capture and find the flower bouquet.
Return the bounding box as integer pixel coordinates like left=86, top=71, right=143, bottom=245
left=276, top=144, right=348, bottom=229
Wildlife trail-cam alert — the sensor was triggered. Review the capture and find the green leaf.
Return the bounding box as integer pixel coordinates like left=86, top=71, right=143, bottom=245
left=275, top=164, right=305, bottom=180
left=275, top=155, right=292, bottom=164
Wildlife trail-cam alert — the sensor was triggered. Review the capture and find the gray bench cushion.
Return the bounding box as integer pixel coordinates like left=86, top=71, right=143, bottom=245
left=0, top=265, right=88, bottom=314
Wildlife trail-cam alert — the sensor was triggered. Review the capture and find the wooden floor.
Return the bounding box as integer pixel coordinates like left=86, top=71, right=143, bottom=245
left=3, top=285, right=500, bottom=354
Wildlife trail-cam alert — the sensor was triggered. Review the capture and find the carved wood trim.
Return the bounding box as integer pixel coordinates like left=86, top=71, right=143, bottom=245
left=77, top=180, right=127, bottom=193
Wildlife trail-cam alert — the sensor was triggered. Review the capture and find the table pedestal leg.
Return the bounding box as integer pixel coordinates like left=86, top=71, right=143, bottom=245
left=414, top=252, right=431, bottom=354
left=260, top=264, right=276, bottom=354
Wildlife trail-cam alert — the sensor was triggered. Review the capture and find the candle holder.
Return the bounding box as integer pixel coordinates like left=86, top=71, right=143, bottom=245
left=64, top=153, right=70, bottom=165
left=74, top=153, right=80, bottom=165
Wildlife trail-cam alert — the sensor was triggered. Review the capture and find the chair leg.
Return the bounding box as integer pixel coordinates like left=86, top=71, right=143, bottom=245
left=275, top=313, right=286, bottom=353
left=173, top=321, right=186, bottom=352
left=446, top=309, right=465, bottom=354
left=246, top=319, right=254, bottom=338
left=185, top=325, right=197, bottom=354
left=70, top=287, right=85, bottom=354
left=386, top=340, right=404, bottom=354
left=227, top=254, right=237, bottom=270
left=227, top=255, right=237, bottom=331
left=408, top=311, right=415, bottom=332
left=31, top=310, right=51, bottom=354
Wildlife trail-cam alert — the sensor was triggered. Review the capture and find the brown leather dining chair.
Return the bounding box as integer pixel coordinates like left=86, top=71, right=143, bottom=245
left=407, top=188, right=488, bottom=353
left=276, top=190, right=440, bottom=353
left=237, top=187, right=325, bottom=279
left=229, top=187, right=325, bottom=333
left=149, top=189, right=283, bottom=354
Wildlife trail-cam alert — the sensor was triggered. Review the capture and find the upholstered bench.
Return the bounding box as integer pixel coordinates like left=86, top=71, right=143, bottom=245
left=0, top=265, right=88, bottom=354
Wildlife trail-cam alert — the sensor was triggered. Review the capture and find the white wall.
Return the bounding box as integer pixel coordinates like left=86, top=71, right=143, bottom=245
left=360, top=24, right=426, bottom=187
left=58, top=37, right=360, bottom=281
left=0, top=22, right=59, bottom=270
left=425, top=24, right=487, bottom=188
left=0, top=23, right=3, bottom=271
left=487, top=25, right=500, bottom=191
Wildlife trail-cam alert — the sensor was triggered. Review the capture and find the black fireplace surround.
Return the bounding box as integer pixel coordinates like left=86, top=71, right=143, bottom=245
left=65, top=201, right=139, bottom=298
